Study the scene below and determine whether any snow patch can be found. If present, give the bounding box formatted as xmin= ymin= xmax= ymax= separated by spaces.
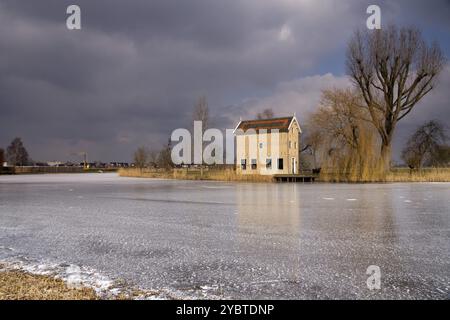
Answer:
xmin=0 ymin=256 xmax=227 ymax=300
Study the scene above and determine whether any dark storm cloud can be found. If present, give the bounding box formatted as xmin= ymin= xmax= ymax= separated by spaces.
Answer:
xmin=0 ymin=0 xmax=449 ymax=162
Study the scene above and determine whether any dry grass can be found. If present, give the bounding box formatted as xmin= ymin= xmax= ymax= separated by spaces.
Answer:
xmin=120 ymin=167 xmax=450 ymax=183
xmin=385 ymin=168 xmax=450 ymax=182
xmin=0 ymin=264 xmax=168 ymax=300
xmin=0 ymin=268 xmax=98 ymax=300
xmin=119 ymin=168 xmax=274 ymax=183
xmin=319 ymin=167 xmax=450 ymax=183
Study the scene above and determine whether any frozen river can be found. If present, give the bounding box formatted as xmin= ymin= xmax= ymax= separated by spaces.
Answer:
xmin=0 ymin=173 xmax=449 ymax=299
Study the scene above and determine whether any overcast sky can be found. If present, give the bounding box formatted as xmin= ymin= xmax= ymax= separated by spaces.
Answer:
xmin=1 ymin=0 xmax=449 ymax=162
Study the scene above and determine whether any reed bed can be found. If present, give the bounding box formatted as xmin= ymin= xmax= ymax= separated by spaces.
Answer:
xmin=385 ymin=168 xmax=450 ymax=182
xmin=119 ymin=168 xmax=274 ymax=183
xmin=318 ymin=167 xmax=450 ymax=183
xmin=120 ymin=167 xmax=450 ymax=183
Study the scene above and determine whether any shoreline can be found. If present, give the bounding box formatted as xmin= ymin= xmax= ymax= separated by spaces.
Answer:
xmin=3 ymin=167 xmax=449 ymax=183
xmin=119 ymin=168 xmax=275 ymax=183
xmin=0 ymin=167 xmax=118 ymax=175
xmin=0 ymin=263 xmax=99 ymax=300
xmin=0 ymin=258 xmax=224 ymax=300
xmin=0 ymin=258 xmax=142 ymax=300
xmin=118 ymin=168 xmax=450 ymax=183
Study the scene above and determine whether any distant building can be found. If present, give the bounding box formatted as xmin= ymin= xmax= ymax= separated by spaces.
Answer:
xmin=108 ymin=162 xmax=130 ymax=168
xmin=47 ymin=161 xmax=63 ymax=167
xmin=234 ymin=115 xmax=301 ymax=175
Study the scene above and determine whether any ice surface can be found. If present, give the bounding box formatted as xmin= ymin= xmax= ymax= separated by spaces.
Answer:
xmin=0 ymin=173 xmax=449 ymax=299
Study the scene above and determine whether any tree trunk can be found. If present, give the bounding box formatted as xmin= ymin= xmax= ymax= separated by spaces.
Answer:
xmin=380 ymin=142 xmax=392 ymax=173
xmin=379 ymin=120 xmax=395 ymax=173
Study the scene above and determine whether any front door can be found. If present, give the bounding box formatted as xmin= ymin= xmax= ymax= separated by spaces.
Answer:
xmin=291 ymin=157 xmax=297 ymax=174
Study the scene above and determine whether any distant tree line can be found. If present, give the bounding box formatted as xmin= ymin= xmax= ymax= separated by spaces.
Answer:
xmin=133 ymin=140 xmax=173 ymax=170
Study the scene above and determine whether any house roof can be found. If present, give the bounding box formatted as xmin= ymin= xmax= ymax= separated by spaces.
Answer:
xmin=234 ymin=116 xmax=301 ymax=133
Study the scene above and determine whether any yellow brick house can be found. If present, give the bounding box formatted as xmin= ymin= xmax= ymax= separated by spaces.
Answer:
xmin=233 ymin=115 xmax=302 ymax=175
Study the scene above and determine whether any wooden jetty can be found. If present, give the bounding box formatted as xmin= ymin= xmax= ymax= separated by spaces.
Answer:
xmin=274 ymin=174 xmax=316 ymax=183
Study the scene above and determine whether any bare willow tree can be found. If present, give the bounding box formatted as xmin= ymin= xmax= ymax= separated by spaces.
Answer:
xmin=401 ymin=120 xmax=447 ymax=170
xmin=192 ymin=96 xmax=210 ymax=165
xmin=147 ymin=149 xmax=159 ymax=168
xmin=347 ymin=25 xmax=445 ymax=168
xmin=193 ymin=95 xmax=209 ymax=130
xmin=308 ymin=89 xmax=379 ymax=181
xmin=157 ymin=139 xmax=173 ymax=169
xmin=133 ymin=146 xmax=148 ymax=169
xmin=256 ymin=108 xmax=275 ymax=120
xmin=430 ymin=145 xmax=450 ymax=167
xmin=301 ymin=126 xmax=323 ymax=170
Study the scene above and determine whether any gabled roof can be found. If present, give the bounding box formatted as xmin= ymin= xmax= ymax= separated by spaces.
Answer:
xmin=233 ymin=116 xmax=301 ymax=134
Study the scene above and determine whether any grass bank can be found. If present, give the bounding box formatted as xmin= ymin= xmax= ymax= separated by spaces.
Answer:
xmin=119 ymin=168 xmax=274 ymax=183
xmin=119 ymin=167 xmax=450 ymax=183
xmin=318 ymin=167 xmax=450 ymax=183
xmin=0 ymin=167 xmax=119 ymax=175
xmin=386 ymin=167 xmax=450 ymax=182
xmin=0 ymin=262 xmax=218 ymax=300
xmin=0 ymin=266 xmax=98 ymax=300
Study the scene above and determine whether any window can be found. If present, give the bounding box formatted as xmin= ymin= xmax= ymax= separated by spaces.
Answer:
xmin=251 ymin=159 xmax=257 ymax=170
xmin=289 ymin=141 xmax=292 ymax=149
xmin=278 ymin=158 xmax=284 ymax=170
xmin=294 ymin=142 xmax=297 ymax=149
xmin=266 ymin=159 xmax=272 ymax=170
xmin=241 ymin=159 xmax=246 ymax=170
xmin=259 ymin=143 xmax=264 ymax=149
